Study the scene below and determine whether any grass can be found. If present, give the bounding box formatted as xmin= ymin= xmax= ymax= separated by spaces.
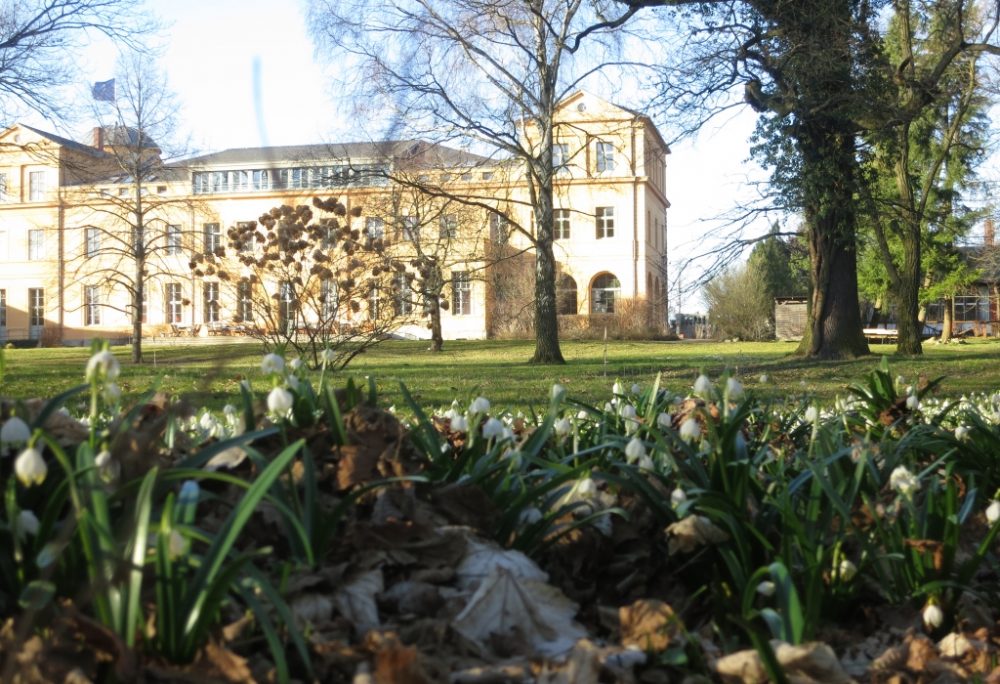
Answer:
xmin=3 ymin=337 xmax=1000 ymax=413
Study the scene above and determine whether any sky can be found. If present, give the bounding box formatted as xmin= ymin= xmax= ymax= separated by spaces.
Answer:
xmin=22 ymin=0 xmax=917 ymax=313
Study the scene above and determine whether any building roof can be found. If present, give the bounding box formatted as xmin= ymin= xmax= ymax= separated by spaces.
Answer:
xmin=180 ymin=139 xmax=490 ymax=169
xmin=21 ymin=124 xmax=108 ymax=158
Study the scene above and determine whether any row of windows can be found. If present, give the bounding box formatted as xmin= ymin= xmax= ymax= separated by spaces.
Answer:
xmin=192 ymin=164 xmax=390 ymax=195
xmin=0 ymin=170 xmax=47 ymax=203
xmin=551 ymin=140 xmax=618 ymax=175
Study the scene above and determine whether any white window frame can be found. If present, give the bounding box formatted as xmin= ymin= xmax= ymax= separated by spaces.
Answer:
xmin=166 ymin=224 xmax=182 ymax=255
xmin=554 ymin=209 xmax=571 ymax=240
xmin=85 ymin=285 xmax=101 ymax=326
xmin=85 ymin=227 xmax=101 ymax=257
xmin=553 ymin=143 xmax=569 ymax=174
xmin=28 ymin=229 xmax=44 ymax=260
xmin=595 ymin=141 xmax=616 ymax=173
xmin=203 ymin=281 xmax=220 ymax=323
xmin=29 ymin=288 xmax=44 ymax=327
xmin=203 ymin=223 xmax=221 ymax=255
xmin=596 ymin=207 xmax=614 ymax=239
xmin=439 ymin=214 xmax=458 ymax=240
xmin=28 ymin=171 xmax=45 ymax=201
xmin=237 ymin=278 xmax=254 ymax=322
xmin=452 ymin=271 xmax=472 ymax=316
xmin=365 ymin=217 xmax=385 ymax=239
xmin=166 ymin=283 xmax=183 ymax=323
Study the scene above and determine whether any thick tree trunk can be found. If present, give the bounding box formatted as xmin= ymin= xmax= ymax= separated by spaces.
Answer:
xmin=530 ymin=145 xmax=565 ymax=364
xmin=429 ymin=297 xmax=443 ymax=352
xmin=796 ymin=123 xmax=869 ymax=359
xmin=940 ymin=296 xmax=953 ymax=341
xmin=894 ymin=236 xmax=923 ymax=354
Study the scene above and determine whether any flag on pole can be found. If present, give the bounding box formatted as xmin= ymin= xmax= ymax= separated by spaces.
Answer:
xmin=92 ymin=79 xmax=115 ymax=102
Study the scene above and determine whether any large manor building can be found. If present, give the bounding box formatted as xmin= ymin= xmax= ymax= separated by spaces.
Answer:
xmin=0 ymin=91 xmax=669 ymax=344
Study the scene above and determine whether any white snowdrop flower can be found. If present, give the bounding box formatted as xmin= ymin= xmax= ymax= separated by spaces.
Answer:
xmin=469 ymin=396 xmax=490 ymax=414
xmin=670 ymin=487 xmax=687 ymax=508
xmin=85 ymin=350 xmax=120 ymax=382
xmin=506 ymin=449 xmax=523 ymax=469
xmin=502 ymin=426 xmax=515 ymax=441
xmin=630 ymin=383 xmax=642 ymax=396
xmin=638 ymin=454 xmax=654 ymax=470
xmin=577 ymin=410 xmax=589 ymax=421
xmin=612 ymin=381 xmax=624 ymax=395
xmin=621 ymin=404 xmax=637 ymax=420
xmin=205 ymin=446 xmax=247 ymax=471
xmin=285 ymin=374 xmax=300 ymax=391
xmin=906 ymin=394 xmax=920 ymax=410
xmin=554 ymin=417 xmax=572 ymax=437
xmin=837 ymin=559 xmax=857 ymax=582
xmin=321 ymin=348 xmax=337 ymax=363
xmin=223 ymin=404 xmax=237 ymax=418
xmin=624 ymin=436 xmax=646 ymax=463
xmin=289 ymin=358 xmax=304 ymax=372
xmin=17 ymin=509 xmax=40 ymax=539
xmin=922 ymin=603 xmax=944 ymax=630
xmin=267 ymin=386 xmax=294 ymax=414
xmin=890 ymin=465 xmax=920 ymax=498
xmin=481 ymin=417 xmax=504 ymax=439
xmin=954 ymin=425 xmax=970 ymax=441
xmin=261 ymin=353 xmax=285 ymax=375
xmin=167 ymin=529 xmax=187 ymax=560
xmin=693 ymin=374 xmax=712 ymax=397
xmin=95 ymin=449 xmax=120 ymax=483
xmin=726 ymin=377 xmax=744 ymax=400
xmin=15 ymin=446 xmax=47 ymax=487
xmin=656 ymin=412 xmax=671 ymax=429
xmin=679 ymin=417 xmax=701 ymax=443
xmin=551 ymin=383 xmax=566 ymax=401
xmin=1 ymin=417 xmax=31 ymax=453
xmin=103 ymin=383 xmax=121 ymax=403
xmin=604 ymin=402 xmax=614 ymax=413
xmin=895 ymin=375 xmax=906 ymax=388
xmin=450 ymin=414 xmax=469 ymax=433
xmin=199 ymin=412 xmax=220 ymax=436
xmin=518 ymin=507 xmax=543 ymax=526
xmin=759 ymin=374 xmax=769 ymax=384
xmin=804 ymin=406 xmax=819 ymax=424
xmin=756 ymin=580 xmax=776 ymax=597
xmin=577 ymin=478 xmax=597 ymax=497
xmin=986 ymin=500 xmax=1000 ymax=525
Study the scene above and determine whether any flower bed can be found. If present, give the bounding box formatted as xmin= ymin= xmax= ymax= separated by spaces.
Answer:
xmin=1 ymin=348 xmax=999 ymax=682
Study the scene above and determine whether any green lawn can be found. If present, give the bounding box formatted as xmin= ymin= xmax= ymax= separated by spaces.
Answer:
xmin=3 ymin=337 xmax=1000 ymax=413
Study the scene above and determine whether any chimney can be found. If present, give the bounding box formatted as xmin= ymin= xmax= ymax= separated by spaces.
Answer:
xmin=92 ymin=126 xmax=104 ymax=151
xmin=986 ymin=218 xmax=995 ymax=248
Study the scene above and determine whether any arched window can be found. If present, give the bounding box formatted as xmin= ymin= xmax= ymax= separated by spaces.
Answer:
xmin=557 ymin=274 xmax=578 ymax=315
xmin=591 ymin=273 xmax=620 ymax=314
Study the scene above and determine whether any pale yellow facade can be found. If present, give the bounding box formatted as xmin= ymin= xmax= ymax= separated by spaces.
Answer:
xmin=0 ymin=92 xmax=668 ymax=345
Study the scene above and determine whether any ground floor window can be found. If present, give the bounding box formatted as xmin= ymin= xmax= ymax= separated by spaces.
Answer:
xmin=557 ymin=274 xmax=578 ymax=315
xmin=85 ymin=285 xmax=101 ymax=325
xmin=166 ymin=283 xmax=183 ymax=323
xmin=452 ymin=271 xmax=471 ymax=315
xmin=29 ymin=288 xmax=44 ymax=327
xmin=393 ymin=273 xmax=413 ymax=315
xmin=591 ymin=273 xmax=620 ymax=314
xmin=237 ymin=279 xmax=253 ymax=322
xmin=203 ymin=282 xmax=220 ymax=323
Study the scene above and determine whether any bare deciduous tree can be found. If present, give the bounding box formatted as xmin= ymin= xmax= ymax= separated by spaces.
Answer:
xmin=309 ymin=0 xmax=645 ymax=364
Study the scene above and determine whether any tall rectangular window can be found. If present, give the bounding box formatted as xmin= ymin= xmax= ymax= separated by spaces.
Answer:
xmin=553 ymin=143 xmax=569 ymax=173
xmin=397 ymin=215 xmax=419 ymax=242
xmin=203 ymin=281 xmax=220 ymax=323
xmin=231 ymin=170 xmax=249 ymax=191
xmin=452 ymin=271 xmax=471 ymax=316
xmin=439 ymin=214 xmax=458 ymax=239
xmin=320 ymin=279 xmax=338 ymax=319
xmin=28 ymin=288 xmax=44 ymax=327
xmin=203 ymin=222 xmax=221 ymax=255
xmin=596 ymin=207 xmax=614 ymax=239
xmin=595 ymin=141 xmax=616 ymax=173
xmin=237 ymin=221 xmax=256 ymax=253
xmin=0 ymin=289 xmax=6 ymax=327
xmin=85 ymin=227 xmax=101 ymax=257
xmin=0 ymin=172 xmax=8 ymax=202
xmin=28 ymin=171 xmax=45 ymax=201
xmin=166 ymin=224 xmax=182 ymax=255
xmin=365 ymin=217 xmax=384 ymax=239
xmin=237 ymin=278 xmax=253 ymax=322
xmin=489 ymin=212 xmax=510 ymax=244
xmin=393 ymin=273 xmax=413 ymax=315
xmin=85 ymin=285 xmax=101 ymax=326
xmin=166 ymin=283 xmax=183 ymax=323
xmin=279 ymin=281 xmax=296 ymax=332
xmin=252 ymin=169 xmax=270 ymax=190
xmin=554 ymin=209 xmax=571 ymax=240
xmin=28 ymin=229 xmax=44 ymax=260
